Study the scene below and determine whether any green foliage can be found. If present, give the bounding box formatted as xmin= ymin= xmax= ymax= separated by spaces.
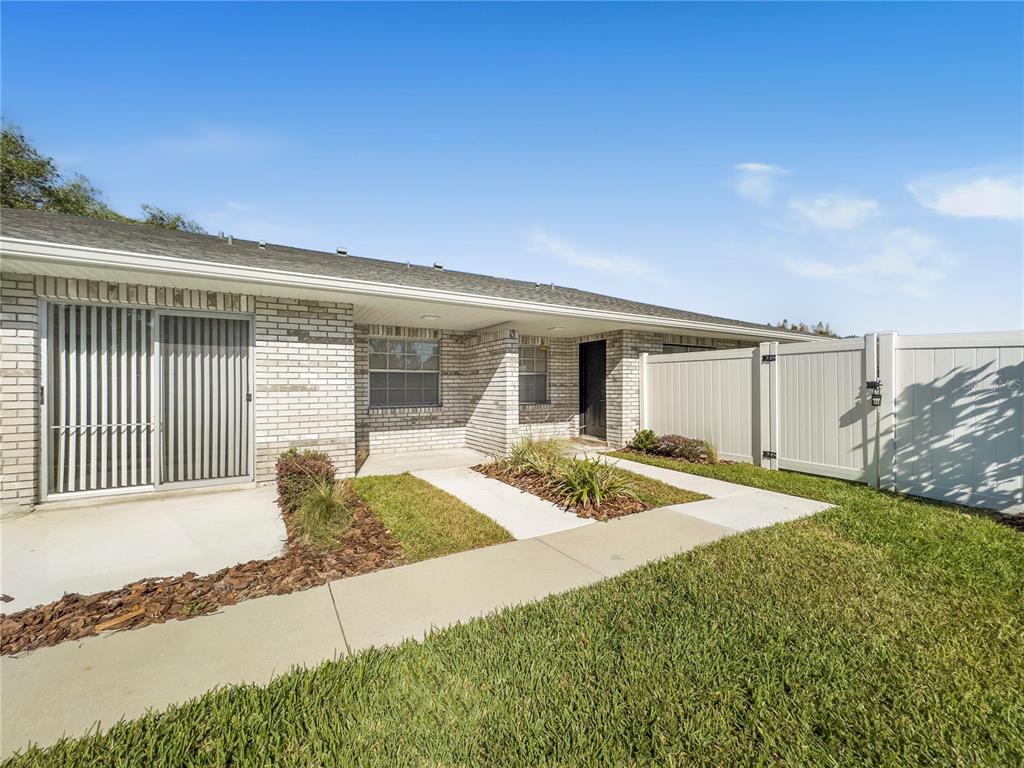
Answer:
xmin=12 ymin=465 xmax=1023 ymax=766
xmin=501 ymin=437 xmax=568 ymax=476
xmin=1 ymin=123 xmax=205 ymax=232
xmin=628 ymin=428 xmax=657 ymax=453
xmin=293 ymin=479 xmax=355 ymax=547
xmin=551 ymin=456 xmax=640 ymax=509
xmin=647 ymin=434 xmax=718 ymax=463
xmin=353 ymin=473 xmax=512 ymax=561
xmin=275 ymin=448 xmax=336 ymax=514
xmin=772 ymin=318 xmax=841 ymax=337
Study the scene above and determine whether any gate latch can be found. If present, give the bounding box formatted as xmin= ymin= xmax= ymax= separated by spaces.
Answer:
xmin=761 ymin=354 xmax=777 ymax=363
xmin=246 ymin=393 xmax=253 ymax=403
xmin=762 ymin=450 xmax=777 ymax=460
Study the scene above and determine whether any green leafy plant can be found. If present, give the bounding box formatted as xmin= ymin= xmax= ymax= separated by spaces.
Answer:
xmin=628 ymin=429 xmax=657 ymax=453
xmin=275 ymin=448 xmax=337 ymax=514
xmin=551 ymin=457 xmax=639 ymax=510
xmin=500 ymin=438 xmax=568 ymax=476
xmin=294 ymin=478 xmax=355 ymax=547
xmin=649 ymin=435 xmax=718 ymax=464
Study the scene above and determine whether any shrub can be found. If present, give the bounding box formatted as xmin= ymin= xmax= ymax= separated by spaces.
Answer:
xmin=293 ymin=478 xmax=355 ymax=547
xmin=500 ymin=438 xmax=568 ymax=476
xmin=649 ymin=435 xmax=718 ymax=464
xmin=628 ymin=429 xmax=657 ymax=453
xmin=552 ymin=457 xmax=639 ymax=509
xmin=276 ymin=448 xmax=336 ymax=514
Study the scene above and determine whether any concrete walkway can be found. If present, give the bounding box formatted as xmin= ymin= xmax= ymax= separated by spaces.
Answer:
xmin=0 ymin=485 xmax=285 ymax=612
xmin=1 ymin=464 xmax=829 ymax=757
xmin=412 ymin=467 xmax=592 ymax=539
xmin=357 ymin=447 xmax=490 ymax=477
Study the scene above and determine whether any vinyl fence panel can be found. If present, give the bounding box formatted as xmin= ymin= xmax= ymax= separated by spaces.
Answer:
xmin=642 ymin=348 xmax=758 ymax=462
xmin=888 ymin=332 xmax=1023 ymax=510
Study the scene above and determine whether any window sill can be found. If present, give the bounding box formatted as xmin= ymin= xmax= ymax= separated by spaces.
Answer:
xmin=368 ymin=404 xmax=444 ymax=415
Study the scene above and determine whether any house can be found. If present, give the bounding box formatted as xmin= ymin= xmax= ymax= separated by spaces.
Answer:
xmin=0 ymin=208 xmax=809 ymax=516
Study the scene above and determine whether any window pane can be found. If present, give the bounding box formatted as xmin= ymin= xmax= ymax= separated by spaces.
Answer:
xmin=369 ymin=372 xmax=387 ymax=389
xmin=370 ymin=389 xmax=387 ymax=406
xmin=369 ymin=338 xmax=387 ymax=354
xmin=388 ymin=388 xmax=406 ymax=405
xmin=386 ymin=372 xmax=405 ymax=389
xmin=369 ymin=353 xmax=387 ymax=370
xmin=535 ymin=374 xmax=547 ymax=401
xmin=535 ymin=350 xmax=547 ymax=373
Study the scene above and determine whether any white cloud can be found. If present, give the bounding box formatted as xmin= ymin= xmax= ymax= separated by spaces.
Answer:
xmin=783 ymin=229 xmax=952 ymax=296
xmin=788 ymin=193 xmax=879 ymax=230
xmin=908 ymin=172 xmax=1023 ymax=220
xmin=733 ymin=162 xmax=790 ymax=204
xmin=157 ymin=124 xmax=278 ymax=158
xmin=527 ymin=229 xmax=655 ymax=276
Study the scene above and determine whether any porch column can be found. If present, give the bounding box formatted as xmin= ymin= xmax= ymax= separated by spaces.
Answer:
xmin=465 ymin=329 xmax=519 ymax=455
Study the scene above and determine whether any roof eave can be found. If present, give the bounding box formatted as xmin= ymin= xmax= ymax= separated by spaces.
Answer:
xmin=0 ymin=236 xmax=814 ymax=342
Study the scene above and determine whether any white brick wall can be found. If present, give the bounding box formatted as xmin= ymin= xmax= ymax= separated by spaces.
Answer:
xmin=465 ymin=330 xmax=519 ymax=454
xmin=518 ymin=335 xmax=578 ymax=441
xmin=1 ymin=275 xmax=40 ymax=516
xmin=0 ymin=273 xmax=355 ymax=516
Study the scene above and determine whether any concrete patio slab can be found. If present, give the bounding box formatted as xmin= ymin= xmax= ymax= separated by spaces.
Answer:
xmin=357 ymin=447 xmax=490 ymax=477
xmin=669 ymin=490 xmax=829 ymax=531
xmin=329 ymin=537 xmax=603 ymax=652
xmin=0 ymin=485 xmax=286 ymax=612
xmin=412 ymin=466 xmax=592 ymax=539
xmin=0 ymin=584 xmax=345 ymax=756
xmin=538 ymin=508 xmax=735 ymax=577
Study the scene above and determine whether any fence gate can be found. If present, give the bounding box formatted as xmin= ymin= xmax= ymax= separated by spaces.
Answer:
xmin=640 ymin=331 xmax=1024 ymax=511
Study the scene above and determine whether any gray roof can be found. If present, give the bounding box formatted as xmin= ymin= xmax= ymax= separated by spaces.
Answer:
xmin=1 ymin=207 xmax=783 ymax=333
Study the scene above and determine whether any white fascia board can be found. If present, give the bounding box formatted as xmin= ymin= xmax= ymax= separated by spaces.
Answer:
xmin=0 ymin=237 xmax=812 ymax=342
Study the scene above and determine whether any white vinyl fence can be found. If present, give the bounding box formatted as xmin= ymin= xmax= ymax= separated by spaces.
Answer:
xmin=640 ymin=331 xmax=1024 ymax=511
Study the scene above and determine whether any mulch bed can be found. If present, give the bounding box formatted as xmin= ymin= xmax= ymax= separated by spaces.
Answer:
xmin=0 ymin=494 xmax=404 ymax=657
xmin=474 ymin=463 xmax=650 ymax=521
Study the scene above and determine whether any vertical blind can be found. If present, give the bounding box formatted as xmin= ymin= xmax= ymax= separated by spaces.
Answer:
xmin=160 ymin=315 xmax=251 ymax=483
xmin=47 ymin=304 xmax=154 ymax=493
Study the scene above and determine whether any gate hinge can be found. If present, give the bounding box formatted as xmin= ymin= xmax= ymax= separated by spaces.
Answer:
xmin=39 ymin=385 xmax=44 ymax=405
xmin=761 ymin=354 xmax=777 ymax=363
xmin=762 ymin=450 xmax=777 ymax=460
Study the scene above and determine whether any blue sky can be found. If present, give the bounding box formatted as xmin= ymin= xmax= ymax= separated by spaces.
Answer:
xmin=3 ymin=1 xmax=1022 ymax=334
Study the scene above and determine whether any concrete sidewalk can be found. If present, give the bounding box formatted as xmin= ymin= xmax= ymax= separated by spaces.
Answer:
xmin=1 ymin=466 xmax=829 ymax=757
xmin=412 ymin=467 xmax=592 ymax=539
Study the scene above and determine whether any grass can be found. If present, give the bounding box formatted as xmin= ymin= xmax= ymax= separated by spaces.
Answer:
xmin=7 ymin=464 xmax=1023 ymax=766
xmin=614 ymin=464 xmax=706 ymax=507
xmin=352 ymin=473 xmax=513 ymax=562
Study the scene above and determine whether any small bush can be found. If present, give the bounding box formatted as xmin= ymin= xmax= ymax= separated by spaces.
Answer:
xmin=649 ymin=434 xmax=718 ymax=464
xmin=276 ymin=448 xmax=336 ymax=514
xmin=500 ymin=438 xmax=568 ymax=476
xmin=293 ymin=478 xmax=355 ymax=547
xmin=552 ymin=457 xmax=639 ymax=509
xmin=628 ymin=429 xmax=657 ymax=453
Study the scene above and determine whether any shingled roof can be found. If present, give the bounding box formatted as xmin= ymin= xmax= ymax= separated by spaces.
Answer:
xmin=1 ymin=208 xmax=784 ymax=333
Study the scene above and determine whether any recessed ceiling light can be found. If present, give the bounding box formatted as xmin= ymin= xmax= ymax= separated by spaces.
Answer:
xmin=420 ymin=314 xmax=441 ymax=320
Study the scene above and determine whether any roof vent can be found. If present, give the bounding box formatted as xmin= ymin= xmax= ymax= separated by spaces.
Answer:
xmin=227 ymin=235 xmax=233 ymax=245
xmin=336 ymin=247 xmax=348 ymax=256
xmin=258 ymin=240 xmax=267 ymax=249
xmin=217 ymin=231 xmax=224 ymax=239
xmin=433 ymin=262 xmax=444 ymax=270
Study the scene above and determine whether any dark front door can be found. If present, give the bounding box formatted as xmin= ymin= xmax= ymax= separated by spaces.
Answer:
xmin=579 ymin=340 xmax=607 ymax=439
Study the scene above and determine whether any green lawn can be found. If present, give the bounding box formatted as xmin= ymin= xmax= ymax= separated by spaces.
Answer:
xmin=353 ymin=473 xmax=513 ymax=561
xmin=613 ymin=465 xmax=706 ymax=507
xmin=8 ymin=464 xmax=1023 ymax=767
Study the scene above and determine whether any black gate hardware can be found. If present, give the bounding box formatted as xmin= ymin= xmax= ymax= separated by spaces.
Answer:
xmin=762 ymin=450 xmax=777 ymax=460
xmin=761 ymin=354 xmax=777 ymax=363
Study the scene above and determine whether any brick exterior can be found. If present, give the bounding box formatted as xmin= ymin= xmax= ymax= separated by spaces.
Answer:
xmin=0 ymin=274 xmax=355 ymax=517
xmin=0 ymin=275 xmax=40 ymax=516
xmin=1 ymin=267 xmax=753 ymax=515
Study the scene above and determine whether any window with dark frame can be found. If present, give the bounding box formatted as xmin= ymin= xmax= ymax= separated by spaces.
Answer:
xmin=519 ymin=345 xmax=548 ymax=404
xmin=368 ymin=338 xmax=440 ymax=407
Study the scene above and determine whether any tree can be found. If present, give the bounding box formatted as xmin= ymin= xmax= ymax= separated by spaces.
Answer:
xmin=771 ymin=319 xmax=841 ymax=338
xmin=1 ymin=124 xmax=205 ymax=233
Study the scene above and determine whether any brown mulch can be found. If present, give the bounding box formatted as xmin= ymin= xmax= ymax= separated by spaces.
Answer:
xmin=0 ymin=493 xmax=404 ymax=656
xmin=474 ymin=463 xmax=650 ymax=521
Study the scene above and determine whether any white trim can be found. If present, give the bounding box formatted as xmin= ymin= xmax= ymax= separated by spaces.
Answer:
xmin=1 ymin=237 xmax=811 ymax=342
